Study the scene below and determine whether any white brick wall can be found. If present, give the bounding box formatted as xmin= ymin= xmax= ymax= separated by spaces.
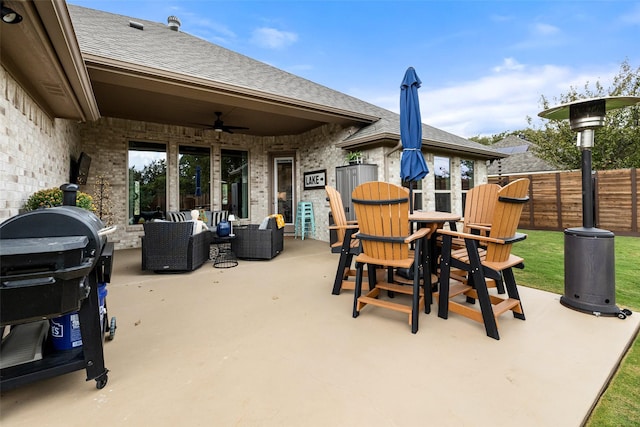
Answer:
xmin=1 ymin=66 xmax=81 ymax=220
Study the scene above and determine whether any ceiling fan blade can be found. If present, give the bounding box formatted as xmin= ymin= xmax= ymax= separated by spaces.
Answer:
xmin=224 ymin=125 xmax=249 ymax=130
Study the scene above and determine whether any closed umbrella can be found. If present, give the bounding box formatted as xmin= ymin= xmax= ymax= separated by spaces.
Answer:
xmin=400 ymin=66 xmax=429 ymax=213
xmin=195 ymin=165 xmax=202 ymax=197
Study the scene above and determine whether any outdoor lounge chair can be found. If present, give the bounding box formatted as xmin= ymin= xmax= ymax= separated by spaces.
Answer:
xmin=141 ymin=221 xmax=211 ymax=272
xmin=351 ymin=182 xmax=433 ymax=334
xmin=231 ymin=216 xmax=284 ymax=260
xmin=436 ymin=178 xmax=530 ymax=340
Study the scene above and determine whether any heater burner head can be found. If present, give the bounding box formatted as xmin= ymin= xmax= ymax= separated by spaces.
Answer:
xmin=539 ymin=96 xmax=640 ymax=130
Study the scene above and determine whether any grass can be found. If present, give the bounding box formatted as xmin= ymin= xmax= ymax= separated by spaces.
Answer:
xmin=512 ymin=230 xmax=640 ymax=426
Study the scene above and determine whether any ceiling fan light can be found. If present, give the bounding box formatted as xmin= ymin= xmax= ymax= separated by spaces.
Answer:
xmin=1 ymin=4 xmax=23 ymax=24
xmin=214 ymin=128 xmax=223 ymax=132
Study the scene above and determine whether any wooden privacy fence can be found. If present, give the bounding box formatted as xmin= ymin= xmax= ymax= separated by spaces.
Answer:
xmin=488 ymin=168 xmax=639 ymax=236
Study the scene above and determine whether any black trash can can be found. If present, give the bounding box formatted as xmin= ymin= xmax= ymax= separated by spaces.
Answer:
xmin=562 ymin=227 xmax=617 ymax=315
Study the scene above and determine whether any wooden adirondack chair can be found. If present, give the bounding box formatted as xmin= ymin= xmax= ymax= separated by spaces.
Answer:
xmin=463 ymin=183 xmax=501 ymax=234
xmin=351 ymin=182 xmax=433 ymax=334
xmin=437 ymin=178 xmax=530 ymax=340
xmin=326 ymin=186 xmax=367 ymax=295
xmin=448 ymin=183 xmax=504 ymax=292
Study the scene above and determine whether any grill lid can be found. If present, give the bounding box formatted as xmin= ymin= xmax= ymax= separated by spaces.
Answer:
xmin=0 ymin=206 xmax=105 ymax=259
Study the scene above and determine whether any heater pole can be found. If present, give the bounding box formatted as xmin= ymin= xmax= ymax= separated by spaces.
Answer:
xmin=581 ymin=149 xmax=594 ymax=228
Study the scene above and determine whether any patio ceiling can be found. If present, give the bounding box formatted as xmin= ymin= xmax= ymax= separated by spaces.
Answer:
xmin=85 ymin=60 xmax=375 ymax=136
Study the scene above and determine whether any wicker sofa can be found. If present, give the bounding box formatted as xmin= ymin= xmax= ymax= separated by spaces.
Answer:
xmin=141 ymin=221 xmax=210 ymax=272
xmin=231 ymin=217 xmax=284 ymax=260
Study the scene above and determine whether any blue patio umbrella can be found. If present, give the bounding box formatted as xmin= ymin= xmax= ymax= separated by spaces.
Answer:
xmin=400 ymin=67 xmax=429 ymax=213
xmin=195 ymin=165 xmax=202 ymax=197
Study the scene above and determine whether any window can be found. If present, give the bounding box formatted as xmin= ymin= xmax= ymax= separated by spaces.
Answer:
xmin=434 ymin=156 xmax=451 ymax=212
xmin=128 ymin=141 xmax=166 ymax=224
xmin=402 ymin=180 xmax=423 ymax=211
xmin=461 ymin=159 xmax=475 ymax=214
xmin=221 ymin=149 xmax=248 ymax=218
xmin=179 ymin=145 xmax=210 ymax=211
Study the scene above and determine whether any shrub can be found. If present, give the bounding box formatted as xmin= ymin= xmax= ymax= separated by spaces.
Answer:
xmin=24 ymin=187 xmax=96 ymax=212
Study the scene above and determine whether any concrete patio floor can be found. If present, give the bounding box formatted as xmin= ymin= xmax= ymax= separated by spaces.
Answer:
xmin=1 ymin=237 xmax=638 ymax=426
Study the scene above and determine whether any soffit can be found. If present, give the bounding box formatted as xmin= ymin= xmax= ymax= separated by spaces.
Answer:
xmin=0 ymin=1 xmax=98 ymax=121
xmin=84 ymin=60 xmax=366 ymax=136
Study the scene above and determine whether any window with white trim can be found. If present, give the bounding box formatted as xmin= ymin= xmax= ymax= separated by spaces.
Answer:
xmin=434 ymin=156 xmax=451 ymax=212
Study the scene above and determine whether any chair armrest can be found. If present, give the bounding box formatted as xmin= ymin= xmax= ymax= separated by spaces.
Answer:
xmin=439 ymin=229 xmax=527 ymax=245
xmin=329 ymin=224 xmax=359 ymax=231
xmin=438 ymin=229 xmax=505 ymax=245
xmin=405 ymin=226 xmax=433 ymax=244
xmin=467 ymin=223 xmax=492 ymax=235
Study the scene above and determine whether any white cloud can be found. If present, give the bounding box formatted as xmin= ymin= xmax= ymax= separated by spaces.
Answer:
xmin=366 ymin=61 xmax=619 ymax=138
xmin=493 ymin=58 xmax=525 ymax=73
xmin=532 ymin=22 xmax=560 ymax=36
xmin=250 ymin=27 xmax=298 ymax=49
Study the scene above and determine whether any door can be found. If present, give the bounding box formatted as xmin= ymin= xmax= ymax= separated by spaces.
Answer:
xmin=273 ymin=156 xmax=295 ymax=233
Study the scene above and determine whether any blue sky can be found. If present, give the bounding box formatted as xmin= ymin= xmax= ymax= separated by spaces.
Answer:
xmin=68 ymin=0 xmax=640 ymax=138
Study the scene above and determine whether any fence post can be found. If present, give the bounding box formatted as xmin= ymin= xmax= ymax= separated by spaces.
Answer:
xmin=632 ymin=168 xmax=638 ymax=233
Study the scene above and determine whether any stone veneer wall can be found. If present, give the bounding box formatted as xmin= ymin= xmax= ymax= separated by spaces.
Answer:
xmin=0 ymin=66 xmax=81 ymax=221
xmin=76 ymin=117 xmax=361 ymax=249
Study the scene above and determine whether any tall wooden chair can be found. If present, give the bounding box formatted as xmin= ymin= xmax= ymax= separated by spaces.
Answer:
xmin=351 ymin=182 xmax=433 ymax=334
xmin=449 ymin=183 xmax=504 ymax=292
xmin=462 ymin=183 xmax=501 ymax=235
xmin=437 ymin=178 xmax=530 ymax=340
xmin=326 ymin=186 xmax=364 ymax=295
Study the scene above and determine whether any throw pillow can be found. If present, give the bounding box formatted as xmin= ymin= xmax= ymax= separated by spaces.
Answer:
xmin=258 ymin=216 xmax=271 ymax=230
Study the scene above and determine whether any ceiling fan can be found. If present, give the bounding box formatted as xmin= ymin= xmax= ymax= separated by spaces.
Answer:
xmin=209 ymin=111 xmax=249 ymax=134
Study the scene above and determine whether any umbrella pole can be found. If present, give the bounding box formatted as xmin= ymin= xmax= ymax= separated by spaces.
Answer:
xmin=409 ymin=181 xmax=414 ymax=214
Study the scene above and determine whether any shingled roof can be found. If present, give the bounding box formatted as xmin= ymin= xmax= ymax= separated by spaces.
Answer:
xmin=68 ymin=5 xmax=502 ymax=159
xmin=487 ymin=135 xmax=557 ymax=175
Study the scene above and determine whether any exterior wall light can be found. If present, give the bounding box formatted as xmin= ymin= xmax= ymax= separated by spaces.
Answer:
xmin=2 ymin=3 xmax=23 ymax=24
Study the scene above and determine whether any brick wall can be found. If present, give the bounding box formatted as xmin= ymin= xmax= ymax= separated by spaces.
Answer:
xmin=76 ymin=117 xmax=359 ymax=249
xmin=0 ymin=66 xmax=81 ymax=220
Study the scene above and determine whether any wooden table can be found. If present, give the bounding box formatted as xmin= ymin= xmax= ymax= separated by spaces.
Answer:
xmin=408 ymin=211 xmax=461 ymax=275
xmin=409 ymin=210 xmax=461 ymax=227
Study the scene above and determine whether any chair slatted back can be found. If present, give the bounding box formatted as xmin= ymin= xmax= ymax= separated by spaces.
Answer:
xmin=352 ymin=182 xmax=410 ymax=261
xmin=463 ymin=183 xmax=501 ymax=233
xmin=485 ymin=178 xmax=530 ymax=263
xmin=326 ymin=186 xmax=350 ymax=247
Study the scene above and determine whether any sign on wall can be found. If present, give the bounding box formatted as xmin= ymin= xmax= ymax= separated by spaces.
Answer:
xmin=303 ymin=169 xmax=327 ymax=190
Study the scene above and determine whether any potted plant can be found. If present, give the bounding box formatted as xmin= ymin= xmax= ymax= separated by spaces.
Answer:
xmin=346 ymin=150 xmax=364 ymax=165
xmin=24 ymin=187 xmax=96 ymax=212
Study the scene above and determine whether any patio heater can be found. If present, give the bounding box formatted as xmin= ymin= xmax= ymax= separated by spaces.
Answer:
xmin=539 ymin=96 xmax=639 ymax=319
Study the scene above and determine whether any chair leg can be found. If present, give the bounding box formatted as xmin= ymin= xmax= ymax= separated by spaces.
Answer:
xmin=465 ymin=240 xmax=500 ymax=340
xmin=411 ymin=240 xmax=423 ymax=333
xmin=503 ymin=268 xmax=525 ymax=320
xmin=495 ymin=275 xmax=506 ymax=294
xmin=438 ymin=236 xmax=453 ymax=319
xmin=420 ymin=237 xmax=432 ymax=314
xmin=353 ymin=261 xmax=364 ymax=318
xmin=332 ymin=247 xmax=353 ymax=295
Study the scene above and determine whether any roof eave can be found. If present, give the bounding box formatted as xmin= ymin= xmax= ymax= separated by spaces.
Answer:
xmin=338 ymin=132 xmax=506 ymax=160
xmin=34 ymin=0 xmax=100 ymax=121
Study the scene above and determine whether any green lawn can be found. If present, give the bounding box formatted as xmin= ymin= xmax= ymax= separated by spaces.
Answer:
xmin=512 ymin=230 xmax=640 ymax=426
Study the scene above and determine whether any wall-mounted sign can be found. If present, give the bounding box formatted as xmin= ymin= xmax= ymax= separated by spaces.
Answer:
xmin=303 ymin=169 xmax=327 ymax=190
